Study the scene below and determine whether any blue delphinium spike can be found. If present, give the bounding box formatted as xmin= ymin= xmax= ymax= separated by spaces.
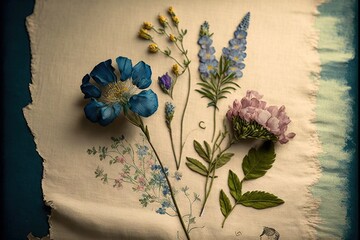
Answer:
xmin=197 ymin=22 xmax=218 ymax=78
xmin=239 ymin=12 xmax=250 ymax=31
xmin=222 ymin=12 xmax=250 ymax=78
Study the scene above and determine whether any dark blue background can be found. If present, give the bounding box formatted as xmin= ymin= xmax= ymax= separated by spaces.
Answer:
xmin=0 ymin=0 xmax=357 ymax=239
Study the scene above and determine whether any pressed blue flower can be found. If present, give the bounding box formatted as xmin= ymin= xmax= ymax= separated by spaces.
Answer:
xmin=161 ymin=200 xmax=172 ymax=208
xmin=228 ymin=65 xmax=243 ymax=78
xmin=198 ymin=36 xmax=213 ymax=49
xmin=162 ymin=185 xmax=170 ymax=196
xmin=173 ymin=171 xmax=182 ymax=181
xmin=227 ymin=49 xmax=246 ymax=64
xmin=198 ymin=46 xmax=216 ymax=63
xmin=158 ymin=72 xmax=172 ymax=92
xmin=156 ymin=207 xmax=166 ymax=215
xmin=199 ymin=59 xmax=218 ymax=78
xmin=137 ymin=145 xmax=149 ymax=157
xmin=81 ymin=56 xmax=158 ymax=126
xmin=234 ymin=29 xmax=248 ymax=39
xmin=81 ymin=74 xmax=101 ymax=99
xmin=229 ymin=38 xmax=246 ymax=51
xmin=151 ymin=164 xmax=161 ymax=171
xmin=165 ymin=102 xmax=175 ymax=123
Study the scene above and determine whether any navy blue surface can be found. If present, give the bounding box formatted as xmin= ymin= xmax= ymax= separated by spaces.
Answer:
xmin=1 ymin=0 xmax=50 ymax=239
xmin=0 ymin=0 xmax=357 ymax=239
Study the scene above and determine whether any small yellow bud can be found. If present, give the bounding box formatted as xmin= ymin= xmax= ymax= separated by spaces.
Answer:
xmin=148 ymin=43 xmax=159 ymax=53
xmin=172 ymin=16 xmax=179 ymax=25
xmin=168 ymin=7 xmax=175 ymax=16
xmin=172 ymin=64 xmax=180 ymax=76
xmin=138 ymin=28 xmax=152 ymax=40
xmin=169 ymin=34 xmax=176 ymax=42
xmin=143 ymin=22 xmax=153 ymax=30
xmin=158 ymin=15 xmax=168 ymax=27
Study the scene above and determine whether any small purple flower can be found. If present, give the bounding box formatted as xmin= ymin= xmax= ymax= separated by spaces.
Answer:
xmin=158 ymin=72 xmax=172 ymax=92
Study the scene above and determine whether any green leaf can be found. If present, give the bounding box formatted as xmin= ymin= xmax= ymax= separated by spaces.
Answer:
xmin=204 ymin=141 xmax=211 ymax=158
xmin=213 ymin=152 xmax=234 ymax=169
xmin=193 ymin=140 xmax=210 ymax=162
xmin=228 ymin=170 xmax=242 ymax=201
xmin=238 ymin=191 xmax=284 ymax=209
xmin=186 ymin=157 xmax=208 ymax=176
xmin=219 ymin=190 xmax=232 ymax=217
xmin=242 ymin=141 xmax=276 ymax=180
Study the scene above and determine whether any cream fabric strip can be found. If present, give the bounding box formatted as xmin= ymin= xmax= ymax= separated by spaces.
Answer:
xmin=24 ymin=0 xmax=322 ymax=239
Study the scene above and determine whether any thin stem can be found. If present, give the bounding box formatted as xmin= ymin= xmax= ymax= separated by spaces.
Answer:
xmin=168 ymin=124 xmax=179 ymax=169
xmin=221 ymin=204 xmax=237 ymax=228
xmin=199 ymin=132 xmax=233 ymax=216
xmin=199 ymin=171 xmax=210 ymax=216
xmin=178 ymin=67 xmax=191 ymax=169
xmin=211 ymin=107 xmax=217 ymax=142
xmin=140 ymin=126 xmax=190 ymax=240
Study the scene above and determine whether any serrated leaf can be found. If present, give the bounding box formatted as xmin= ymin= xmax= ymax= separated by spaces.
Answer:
xmin=242 ymin=141 xmax=276 ymax=180
xmin=238 ymin=191 xmax=284 ymax=209
xmin=219 ymin=190 xmax=232 ymax=217
xmin=193 ymin=140 xmax=210 ymax=162
xmin=186 ymin=157 xmax=208 ymax=176
xmin=228 ymin=170 xmax=242 ymax=201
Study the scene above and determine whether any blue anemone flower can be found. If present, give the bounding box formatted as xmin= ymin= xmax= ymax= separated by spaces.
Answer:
xmin=81 ymin=56 xmax=158 ymax=126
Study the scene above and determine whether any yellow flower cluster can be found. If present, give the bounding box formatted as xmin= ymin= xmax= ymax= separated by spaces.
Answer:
xmin=138 ymin=28 xmax=152 ymax=40
xmin=148 ymin=43 xmax=158 ymax=53
xmin=172 ymin=64 xmax=180 ymax=76
xmin=168 ymin=6 xmax=179 ymax=26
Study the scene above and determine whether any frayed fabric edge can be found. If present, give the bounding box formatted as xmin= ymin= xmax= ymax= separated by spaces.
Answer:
xmin=23 ymin=0 xmax=55 ymax=239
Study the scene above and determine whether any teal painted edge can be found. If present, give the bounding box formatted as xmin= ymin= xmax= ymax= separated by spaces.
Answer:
xmin=1 ymin=0 xmax=50 ymax=239
xmin=344 ymin=0 xmax=358 ymax=238
xmin=315 ymin=0 xmax=358 ymax=239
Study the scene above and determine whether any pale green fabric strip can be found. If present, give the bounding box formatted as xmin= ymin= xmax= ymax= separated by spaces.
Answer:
xmin=313 ymin=0 xmax=355 ymax=238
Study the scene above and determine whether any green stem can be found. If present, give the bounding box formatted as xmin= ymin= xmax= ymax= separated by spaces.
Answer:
xmin=221 ymin=204 xmax=237 ymax=228
xmin=222 ymin=179 xmax=244 ymax=228
xmin=168 ymin=124 xmax=179 ymax=169
xmin=211 ymin=107 xmax=217 ymax=142
xmin=178 ymin=67 xmax=191 ymax=170
xmin=199 ymin=170 xmax=211 ymax=216
xmin=140 ymin=125 xmax=191 ymax=240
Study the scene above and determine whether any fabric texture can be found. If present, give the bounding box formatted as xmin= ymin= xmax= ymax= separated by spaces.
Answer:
xmin=24 ymin=0 xmax=328 ymax=239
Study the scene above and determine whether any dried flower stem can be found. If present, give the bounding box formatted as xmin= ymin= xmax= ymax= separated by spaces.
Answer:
xmin=126 ymin=112 xmax=190 ymax=240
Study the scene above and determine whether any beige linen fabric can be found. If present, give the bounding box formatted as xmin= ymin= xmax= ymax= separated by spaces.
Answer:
xmin=24 ymin=0 xmax=322 ymax=239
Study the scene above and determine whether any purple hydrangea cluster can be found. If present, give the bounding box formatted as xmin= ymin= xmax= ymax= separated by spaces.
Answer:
xmin=222 ymin=12 xmax=250 ymax=78
xmin=226 ymin=90 xmax=295 ymax=144
xmin=198 ymin=22 xmax=218 ymax=78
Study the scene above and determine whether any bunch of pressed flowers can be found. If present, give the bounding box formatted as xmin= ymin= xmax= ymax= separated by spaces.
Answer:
xmin=196 ymin=13 xmax=250 ymax=141
xmin=80 ymin=56 xmax=191 ymax=240
xmin=186 ymin=90 xmax=295 ymax=220
xmin=138 ymin=6 xmax=192 ymax=170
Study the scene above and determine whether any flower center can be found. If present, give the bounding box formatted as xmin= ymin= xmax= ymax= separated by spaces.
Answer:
xmin=101 ymin=80 xmax=136 ymax=105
